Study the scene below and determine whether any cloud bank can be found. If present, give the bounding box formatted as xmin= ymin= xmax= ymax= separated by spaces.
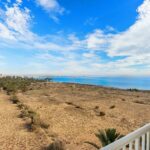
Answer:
xmin=0 ymin=0 xmax=150 ymax=76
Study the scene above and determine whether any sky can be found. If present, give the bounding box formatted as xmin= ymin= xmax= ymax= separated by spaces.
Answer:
xmin=0 ymin=0 xmax=150 ymax=76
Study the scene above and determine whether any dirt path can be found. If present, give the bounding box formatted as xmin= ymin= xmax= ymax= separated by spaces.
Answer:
xmin=0 ymin=92 xmax=49 ymax=150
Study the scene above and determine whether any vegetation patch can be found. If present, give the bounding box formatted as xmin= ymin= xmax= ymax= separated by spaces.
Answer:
xmin=10 ymin=95 xmax=19 ymax=104
xmin=66 ymin=102 xmax=83 ymax=109
xmin=99 ymin=111 xmax=106 ymax=116
xmin=134 ymin=100 xmax=146 ymax=105
xmin=127 ymin=88 xmax=139 ymax=92
xmin=65 ymin=102 xmax=73 ymax=105
xmin=20 ymin=107 xmax=49 ymax=131
xmin=75 ymin=105 xmax=83 ymax=109
xmin=9 ymin=93 xmax=49 ymax=131
xmin=94 ymin=106 xmax=99 ymax=109
xmin=109 ymin=105 xmax=115 ymax=109
xmin=121 ymin=98 xmax=126 ymax=101
xmin=94 ymin=107 xmax=106 ymax=117
xmin=46 ymin=140 xmax=66 ymax=150
xmin=0 ymin=76 xmax=45 ymax=94
xmin=85 ymin=128 xmax=124 ymax=149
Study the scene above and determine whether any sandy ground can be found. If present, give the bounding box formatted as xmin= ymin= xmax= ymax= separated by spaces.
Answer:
xmin=0 ymin=82 xmax=150 ymax=149
xmin=0 ymin=91 xmax=50 ymax=150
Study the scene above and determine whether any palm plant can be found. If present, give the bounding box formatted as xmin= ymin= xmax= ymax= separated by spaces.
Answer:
xmin=85 ymin=128 xmax=124 ymax=149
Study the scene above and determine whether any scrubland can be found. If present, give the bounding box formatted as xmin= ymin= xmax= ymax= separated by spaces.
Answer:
xmin=0 ymin=77 xmax=150 ymax=150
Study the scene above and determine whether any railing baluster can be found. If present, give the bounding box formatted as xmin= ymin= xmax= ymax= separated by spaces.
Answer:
xmin=147 ymin=131 xmax=150 ymax=150
xmin=142 ymin=134 xmax=145 ymax=150
xmin=135 ymin=138 xmax=139 ymax=150
xmin=129 ymin=142 xmax=132 ymax=150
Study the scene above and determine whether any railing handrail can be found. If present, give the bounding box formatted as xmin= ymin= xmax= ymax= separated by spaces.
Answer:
xmin=100 ymin=123 xmax=150 ymax=150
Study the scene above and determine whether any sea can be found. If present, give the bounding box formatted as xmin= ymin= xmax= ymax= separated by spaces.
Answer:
xmin=40 ymin=76 xmax=150 ymax=90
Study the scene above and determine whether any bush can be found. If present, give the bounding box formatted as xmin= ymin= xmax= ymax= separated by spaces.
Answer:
xmin=17 ymin=103 xmax=25 ymax=109
xmin=10 ymin=95 xmax=19 ymax=104
xmin=47 ymin=140 xmax=66 ymax=150
xmin=99 ymin=111 xmax=105 ymax=116
xmin=20 ymin=109 xmax=29 ymax=118
xmin=19 ymin=107 xmax=49 ymax=131
xmin=40 ymin=121 xmax=50 ymax=129
xmin=109 ymin=105 xmax=115 ymax=109
xmin=30 ymin=114 xmax=41 ymax=131
xmin=94 ymin=106 xmax=99 ymax=109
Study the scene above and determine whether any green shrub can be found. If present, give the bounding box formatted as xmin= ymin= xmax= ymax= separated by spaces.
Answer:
xmin=85 ymin=128 xmax=124 ymax=149
xmin=10 ymin=95 xmax=19 ymax=104
xmin=0 ymin=76 xmax=45 ymax=94
xmin=127 ymin=88 xmax=139 ymax=92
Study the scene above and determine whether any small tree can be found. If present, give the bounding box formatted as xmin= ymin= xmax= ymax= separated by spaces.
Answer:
xmin=85 ymin=128 xmax=124 ymax=149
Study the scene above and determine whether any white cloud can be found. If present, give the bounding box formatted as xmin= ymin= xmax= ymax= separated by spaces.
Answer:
xmin=85 ymin=29 xmax=111 ymax=50
xmin=0 ymin=1 xmax=32 ymax=43
xmin=35 ymin=0 xmax=64 ymax=22
xmin=5 ymin=6 xmax=31 ymax=34
xmin=16 ymin=0 xmax=22 ymax=5
xmin=108 ymin=0 xmax=150 ymax=57
xmin=0 ymin=23 xmax=15 ymax=40
xmin=83 ymin=52 xmax=96 ymax=58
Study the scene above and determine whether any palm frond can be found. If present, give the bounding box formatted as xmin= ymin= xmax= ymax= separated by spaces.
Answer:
xmin=95 ymin=130 xmax=109 ymax=146
xmin=84 ymin=141 xmax=100 ymax=149
xmin=85 ymin=128 xmax=124 ymax=149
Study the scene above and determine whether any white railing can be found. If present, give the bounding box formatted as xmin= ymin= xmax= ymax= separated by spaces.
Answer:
xmin=100 ymin=123 xmax=150 ymax=150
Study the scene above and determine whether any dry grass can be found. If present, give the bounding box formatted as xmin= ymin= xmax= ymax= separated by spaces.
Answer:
xmin=9 ymin=94 xmax=50 ymax=131
xmin=0 ymin=92 xmax=49 ymax=150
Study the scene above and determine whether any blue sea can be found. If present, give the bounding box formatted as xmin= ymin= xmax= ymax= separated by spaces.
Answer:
xmin=41 ymin=76 xmax=150 ymax=90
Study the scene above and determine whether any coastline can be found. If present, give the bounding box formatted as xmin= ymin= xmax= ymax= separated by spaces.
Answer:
xmin=50 ymin=80 xmax=150 ymax=92
xmin=49 ymin=76 xmax=150 ymax=90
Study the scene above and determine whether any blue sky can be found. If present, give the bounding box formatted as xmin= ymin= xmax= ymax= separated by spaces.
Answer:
xmin=0 ymin=0 xmax=150 ymax=76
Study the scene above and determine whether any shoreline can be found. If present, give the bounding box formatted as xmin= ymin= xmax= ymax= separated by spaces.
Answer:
xmin=50 ymin=80 xmax=150 ymax=92
xmin=48 ymin=76 xmax=150 ymax=91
